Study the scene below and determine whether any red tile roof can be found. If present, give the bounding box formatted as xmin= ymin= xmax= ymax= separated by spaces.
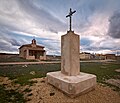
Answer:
xmin=19 ymin=44 xmax=44 ymax=49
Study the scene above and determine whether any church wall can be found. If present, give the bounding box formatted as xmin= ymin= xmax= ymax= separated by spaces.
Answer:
xmin=19 ymin=47 xmax=28 ymax=58
xmin=26 ymin=56 xmax=35 ymax=60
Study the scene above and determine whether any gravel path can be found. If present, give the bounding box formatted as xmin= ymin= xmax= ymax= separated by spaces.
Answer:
xmin=27 ymin=78 xmax=120 ymax=103
xmin=0 ymin=60 xmax=114 ymax=65
xmin=0 ymin=61 xmax=60 ymax=65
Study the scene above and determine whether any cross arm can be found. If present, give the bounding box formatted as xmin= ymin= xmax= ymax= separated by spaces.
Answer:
xmin=66 ymin=10 xmax=76 ymax=18
xmin=71 ymin=10 xmax=76 ymax=14
xmin=66 ymin=14 xmax=71 ymax=18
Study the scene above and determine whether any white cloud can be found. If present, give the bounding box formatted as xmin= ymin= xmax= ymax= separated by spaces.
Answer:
xmin=0 ymin=0 xmax=120 ymax=55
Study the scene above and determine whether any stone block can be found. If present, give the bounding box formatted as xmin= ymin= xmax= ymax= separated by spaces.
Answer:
xmin=61 ymin=31 xmax=80 ymax=76
xmin=47 ymin=71 xmax=96 ymax=98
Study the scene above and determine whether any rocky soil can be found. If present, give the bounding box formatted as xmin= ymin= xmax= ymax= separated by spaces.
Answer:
xmin=105 ymin=69 xmax=120 ymax=88
xmin=27 ymin=78 xmax=120 ymax=103
xmin=0 ymin=77 xmax=31 ymax=101
xmin=0 ymin=77 xmax=120 ymax=103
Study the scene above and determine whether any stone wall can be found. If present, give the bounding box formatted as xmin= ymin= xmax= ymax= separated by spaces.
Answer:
xmin=0 ymin=53 xmax=18 ymax=59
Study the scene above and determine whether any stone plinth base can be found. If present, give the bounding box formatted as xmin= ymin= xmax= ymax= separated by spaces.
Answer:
xmin=47 ymin=71 xmax=96 ymax=98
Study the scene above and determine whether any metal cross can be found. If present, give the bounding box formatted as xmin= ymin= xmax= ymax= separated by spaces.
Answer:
xmin=66 ymin=8 xmax=76 ymax=31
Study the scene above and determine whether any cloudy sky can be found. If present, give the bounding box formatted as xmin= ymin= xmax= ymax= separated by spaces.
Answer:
xmin=0 ymin=0 xmax=120 ymax=55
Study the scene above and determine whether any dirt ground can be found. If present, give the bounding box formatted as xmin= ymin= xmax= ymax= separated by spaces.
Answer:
xmin=105 ymin=69 xmax=120 ymax=88
xmin=27 ymin=78 xmax=120 ymax=103
xmin=0 ymin=77 xmax=120 ymax=103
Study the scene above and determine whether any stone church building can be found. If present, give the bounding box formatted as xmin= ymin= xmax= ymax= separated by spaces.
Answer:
xmin=19 ymin=39 xmax=46 ymax=60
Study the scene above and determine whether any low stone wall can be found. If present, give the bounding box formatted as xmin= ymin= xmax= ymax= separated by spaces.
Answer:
xmin=0 ymin=53 xmax=18 ymax=59
xmin=26 ymin=56 xmax=35 ymax=60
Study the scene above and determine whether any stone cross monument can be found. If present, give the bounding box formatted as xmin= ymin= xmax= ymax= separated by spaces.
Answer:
xmin=47 ymin=8 xmax=96 ymax=98
xmin=61 ymin=8 xmax=79 ymax=76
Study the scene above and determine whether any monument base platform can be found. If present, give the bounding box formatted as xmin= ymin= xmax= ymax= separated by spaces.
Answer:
xmin=47 ymin=71 xmax=96 ymax=98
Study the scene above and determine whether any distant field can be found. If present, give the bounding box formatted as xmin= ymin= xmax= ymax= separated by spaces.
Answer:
xmin=0 ymin=55 xmax=38 ymax=62
xmin=0 ymin=61 xmax=119 ymax=85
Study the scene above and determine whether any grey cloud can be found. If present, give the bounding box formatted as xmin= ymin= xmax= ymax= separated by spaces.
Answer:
xmin=8 ymin=39 xmax=21 ymax=46
xmin=82 ymin=46 xmax=115 ymax=52
xmin=81 ymin=38 xmax=120 ymax=52
xmin=0 ymin=0 xmax=63 ymax=36
xmin=49 ymin=28 xmax=58 ymax=34
xmin=17 ymin=0 xmax=66 ymax=33
xmin=0 ymin=26 xmax=21 ymax=52
xmin=0 ymin=0 xmax=120 ymax=54
xmin=108 ymin=11 xmax=120 ymax=38
xmin=0 ymin=18 xmax=28 ymax=36
xmin=0 ymin=40 xmax=18 ymax=52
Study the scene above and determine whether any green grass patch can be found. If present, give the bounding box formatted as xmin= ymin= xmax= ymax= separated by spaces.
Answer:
xmin=23 ymin=88 xmax=32 ymax=93
xmin=0 ymin=85 xmax=26 ymax=103
xmin=80 ymin=62 xmax=120 ymax=83
xmin=0 ymin=61 xmax=119 ymax=88
xmin=0 ymin=64 xmax=60 ymax=85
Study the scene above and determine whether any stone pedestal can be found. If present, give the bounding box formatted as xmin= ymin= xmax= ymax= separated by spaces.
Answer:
xmin=61 ymin=31 xmax=80 ymax=76
xmin=47 ymin=71 xmax=96 ymax=98
xmin=47 ymin=31 xmax=96 ymax=98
